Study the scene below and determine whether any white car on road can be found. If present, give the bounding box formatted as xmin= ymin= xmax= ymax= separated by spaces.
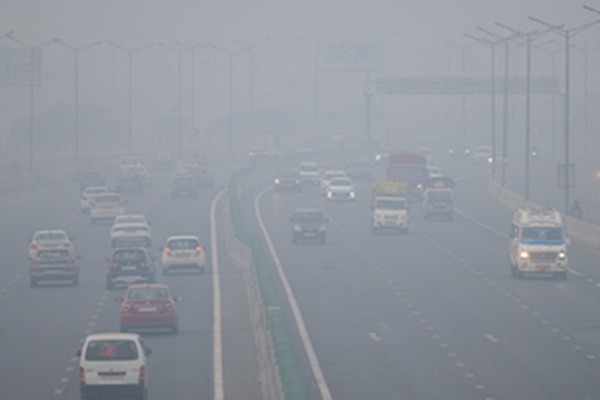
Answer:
xmin=112 ymin=215 xmax=151 ymax=235
xmin=297 ymin=162 xmax=321 ymax=184
xmin=110 ymin=223 xmax=152 ymax=248
xmin=320 ymin=170 xmax=348 ymax=196
xmin=326 ymin=177 xmax=357 ymax=201
xmin=78 ymin=332 xmax=151 ymax=400
xmin=28 ymin=229 xmax=74 ymax=259
xmin=80 ymin=186 xmax=108 ymax=214
xmin=91 ymin=192 xmax=125 ymax=225
xmin=160 ymin=235 xmax=207 ymax=274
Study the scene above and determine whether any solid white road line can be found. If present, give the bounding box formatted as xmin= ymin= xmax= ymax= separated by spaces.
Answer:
xmin=255 ymin=186 xmax=333 ymax=400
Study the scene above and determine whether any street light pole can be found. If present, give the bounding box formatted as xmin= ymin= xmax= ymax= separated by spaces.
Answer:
xmin=495 ymin=23 xmax=560 ymax=201
xmin=107 ymin=42 xmax=154 ymax=155
xmin=175 ymin=41 xmax=205 ymax=140
xmin=5 ymin=33 xmax=58 ymax=173
xmin=159 ymin=43 xmax=185 ymax=155
xmin=298 ymin=34 xmax=331 ymax=133
xmin=55 ymin=40 xmax=102 ymax=160
xmin=210 ymin=43 xmax=251 ymax=155
xmin=529 ymin=15 xmax=600 ymax=215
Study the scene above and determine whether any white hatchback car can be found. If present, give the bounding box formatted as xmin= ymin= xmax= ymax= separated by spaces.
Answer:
xmin=91 ymin=192 xmax=125 ymax=225
xmin=160 ymin=235 xmax=207 ymax=274
xmin=112 ymin=215 xmax=151 ymax=235
xmin=320 ymin=170 xmax=348 ymax=196
xmin=28 ymin=229 xmax=73 ymax=259
xmin=80 ymin=186 xmax=109 ymax=214
xmin=297 ymin=162 xmax=321 ymax=184
xmin=119 ymin=156 xmax=142 ymax=174
xmin=326 ymin=177 xmax=357 ymax=202
xmin=78 ymin=332 xmax=151 ymax=400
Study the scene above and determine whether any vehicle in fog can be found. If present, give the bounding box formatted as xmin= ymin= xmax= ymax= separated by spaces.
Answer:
xmin=28 ymin=229 xmax=73 ymax=259
xmin=112 ymin=214 xmax=151 ymax=232
xmin=118 ymin=156 xmax=143 ymax=175
xmin=160 ymin=235 xmax=207 ymax=274
xmin=189 ymin=166 xmax=215 ymax=188
xmin=77 ymin=170 xmax=106 ymax=191
xmin=345 ymin=159 xmax=374 ymax=181
xmin=78 ymin=332 xmax=151 ymax=400
xmin=118 ymin=283 xmax=180 ymax=334
xmin=170 ymin=175 xmax=200 ymax=199
xmin=80 ymin=186 xmax=109 ymax=214
xmin=29 ymin=249 xmax=80 ymax=287
xmin=472 ymin=145 xmax=493 ymax=163
xmin=372 ymin=181 xmax=409 ymax=234
xmin=297 ymin=161 xmax=321 ymax=184
xmin=425 ymin=165 xmax=443 ymax=179
xmin=326 ymin=177 xmax=357 ymax=202
xmin=320 ymin=170 xmax=348 ymax=196
xmin=91 ymin=192 xmax=125 ymax=225
xmin=174 ymin=158 xmax=201 ymax=175
xmin=386 ymin=151 xmax=428 ymax=200
xmin=509 ymin=206 xmax=568 ymax=279
xmin=248 ymin=145 xmax=271 ymax=162
xmin=291 ymin=208 xmax=328 ymax=244
xmin=422 ymin=188 xmax=454 ymax=220
xmin=117 ymin=173 xmax=145 ymax=195
xmin=273 ymin=170 xmax=302 ymax=192
xmin=106 ymin=247 xmax=156 ymax=289
xmin=110 ymin=223 xmax=152 ymax=248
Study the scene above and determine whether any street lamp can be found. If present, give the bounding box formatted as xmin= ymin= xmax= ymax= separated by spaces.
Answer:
xmin=210 ymin=43 xmax=251 ymax=155
xmin=55 ymin=40 xmax=102 ymax=160
xmin=298 ymin=34 xmax=331 ymax=132
xmin=4 ymin=33 xmax=58 ymax=173
xmin=158 ymin=43 xmax=185 ymax=155
xmin=495 ymin=22 xmax=561 ymax=201
xmin=529 ymin=15 xmax=600 ymax=215
xmin=234 ymin=36 xmax=270 ymax=131
xmin=107 ymin=42 xmax=154 ymax=155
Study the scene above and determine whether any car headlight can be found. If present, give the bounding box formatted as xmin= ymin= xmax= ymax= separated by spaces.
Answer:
xmin=487 ymin=157 xmax=494 ymax=164
xmin=558 ymin=251 xmax=566 ymax=259
xmin=274 ymin=178 xmax=281 ymax=184
xmin=327 ymin=191 xmax=333 ymax=198
xmin=293 ymin=224 xmax=301 ymax=232
xmin=519 ymin=250 xmax=529 ymax=259
xmin=349 ymin=191 xmax=356 ymax=198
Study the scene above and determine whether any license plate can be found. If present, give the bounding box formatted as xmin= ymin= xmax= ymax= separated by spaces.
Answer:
xmin=138 ymin=306 xmax=157 ymax=312
xmin=175 ymin=253 xmax=191 ymax=258
xmin=538 ymin=264 xmax=551 ymax=269
xmin=122 ymin=266 xmax=137 ymax=271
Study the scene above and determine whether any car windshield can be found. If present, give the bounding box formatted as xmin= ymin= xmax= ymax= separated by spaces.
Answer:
xmin=521 ymin=227 xmax=563 ymax=245
xmin=116 ymin=216 xmax=145 ymax=224
xmin=85 ymin=340 xmax=139 ymax=361
xmin=294 ymin=211 xmax=324 ymax=222
xmin=128 ymin=288 xmax=169 ymax=300
xmin=376 ymin=199 xmax=407 ymax=210
xmin=168 ymin=239 xmax=199 ymax=249
xmin=96 ymin=195 xmax=120 ymax=203
xmin=113 ymin=250 xmax=146 ymax=262
xmin=36 ymin=249 xmax=70 ymax=260
xmin=330 ymin=179 xmax=353 ymax=186
xmin=35 ymin=232 xmax=66 ymax=241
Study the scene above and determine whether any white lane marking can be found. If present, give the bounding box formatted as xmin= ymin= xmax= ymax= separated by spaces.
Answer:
xmin=484 ymin=334 xmax=500 ymax=343
xmin=367 ymin=332 xmax=382 ymax=342
xmin=454 ymin=207 xmax=509 ymax=239
xmin=211 ymin=188 xmax=227 ymax=400
xmin=255 ymin=186 xmax=333 ymax=400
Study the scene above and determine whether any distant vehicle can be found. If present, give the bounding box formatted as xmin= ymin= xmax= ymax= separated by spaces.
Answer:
xmin=126 ymin=165 xmax=151 ymax=187
xmin=248 ymin=146 xmax=271 ymax=161
xmin=290 ymin=208 xmax=328 ymax=244
xmin=119 ymin=156 xmax=143 ymax=174
xmin=77 ymin=170 xmax=105 ymax=191
xmin=160 ymin=235 xmax=207 ymax=274
xmin=386 ymin=152 xmax=428 ymax=200
xmin=170 ymin=175 xmax=199 ymax=199
xmin=106 ymin=247 xmax=156 ymax=290
xmin=326 ymin=177 xmax=356 ymax=202
xmin=425 ymin=165 xmax=443 ymax=179
xmin=118 ymin=283 xmax=180 ymax=334
xmin=371 ymin=181 xmax=409 ymax=234
xmin=190 ymin=166 xmax=215 ymax=188
xmin=320 ymin=170 xmax=348 ymax=196
xmin=473 ymin=145 xmax=493 ymax=163
xmin=422 ymin=188 xmax=454 ymax=220
xmin=174 ymin=158 xmax=200 ymax=175
xmin=297 ymin=162 xmax=321 ymax=184
xmin=110 ymin=223 xmax=152 ymax=248
xmin=91 ymin=192 xmax=125 ymax=225
xmin=509 ymin=206 xmax=568 ymax=279
xmin=155 ymin=151 xmax=174 ymax=170
xmin=117 ymin=174 xmax=145 ymax=195
xmin=346 ymin=159 xmax=374 ymax=180
xmin=273 ymin=170 xmax=302 ymax=193
xmin=28 ymin=229 xmax=73 ymax=259
xmin=78 ymin=332 xmax=151 ymax=400
xmin=80 ymin=186 xmax=108 ymax=214
xmin=113 ymin=214 xmax=150 ymax=230
xmin=29 ymin=249 xmax=80 ymax=287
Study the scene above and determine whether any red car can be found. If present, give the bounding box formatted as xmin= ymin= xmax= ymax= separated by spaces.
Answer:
xmin=119 ymin=284 xmax=180 ymax=334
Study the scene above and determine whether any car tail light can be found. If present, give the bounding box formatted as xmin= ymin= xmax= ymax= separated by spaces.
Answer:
xmin=30 ymin=243 xmax=38 ymax=250
xmin=165 ymin=247 xmax=171 ymax=254
xmin=139 ymin=366 xmax=145 ymax=380
xmin=195 ymin=246 xmax=202 ymax=253
xmin=109 ymin=262 xmax=119 ymax=269
xmin=79 ymin=367 xmax=85 ymax=380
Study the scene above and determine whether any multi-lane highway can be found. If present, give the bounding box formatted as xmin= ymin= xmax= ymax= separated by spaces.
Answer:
xmin=3 ymin=151 xmax=600 ymax=400
xmin=245 ymin=154 xmax=600 ymax=400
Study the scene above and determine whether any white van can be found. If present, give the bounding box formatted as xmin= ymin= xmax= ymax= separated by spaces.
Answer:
xmin=508 ymin=206 xmax=568 ymax=279
xmin=78 ymin=332 xmax=151 ymax=400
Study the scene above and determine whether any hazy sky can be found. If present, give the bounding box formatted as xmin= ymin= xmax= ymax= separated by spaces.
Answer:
xmin=1 ymin=1 xmax=600 ymax=151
